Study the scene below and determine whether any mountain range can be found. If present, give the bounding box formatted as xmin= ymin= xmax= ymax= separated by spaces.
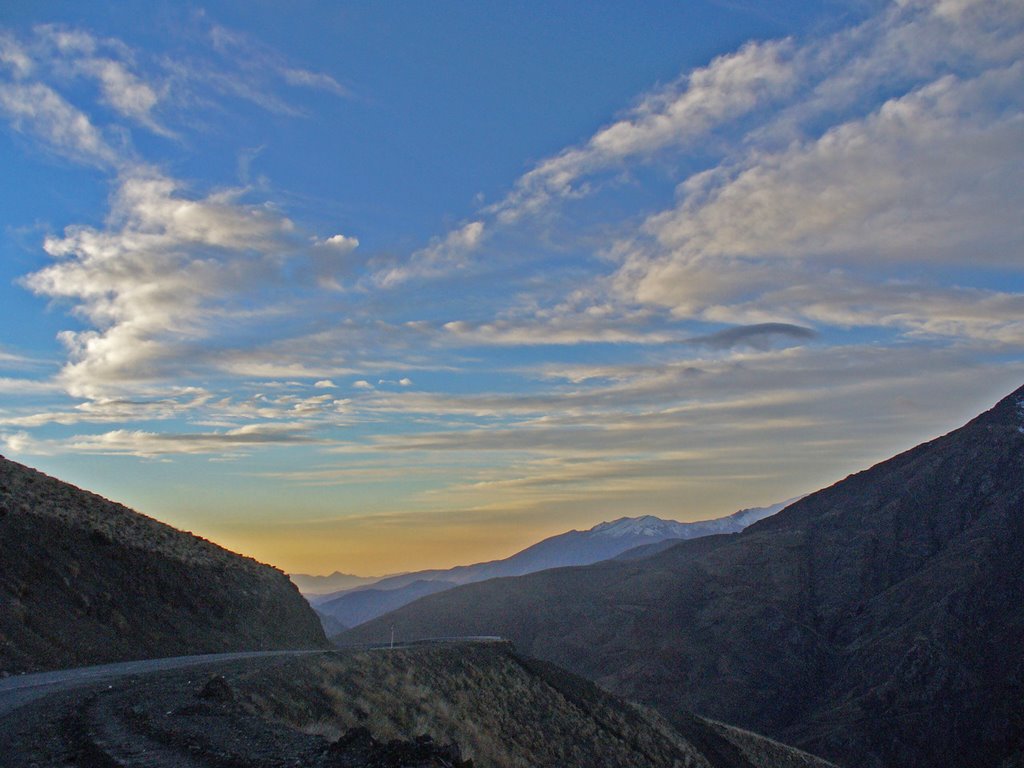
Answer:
xmin=344 ymin=384 xmax=1024 ymax=768
xmin=288 ymin=571 xmax=387 ymax=595
xmin=312 ymin=500 xmax=794 ymax=631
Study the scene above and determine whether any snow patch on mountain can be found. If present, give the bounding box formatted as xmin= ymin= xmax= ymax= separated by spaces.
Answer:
xmin=589 ymin=499 xmax=798 ymax=541
xmin=591 ymin=515 xmax=690 ymax=539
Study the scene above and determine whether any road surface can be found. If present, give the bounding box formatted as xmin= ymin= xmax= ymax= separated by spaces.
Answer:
xmin=0 ymin=649 xmax=321 ymax=717
xmin=0 ymin=637 xmax=506 ymax=717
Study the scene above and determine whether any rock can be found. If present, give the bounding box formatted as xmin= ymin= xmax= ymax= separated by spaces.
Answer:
xmin=326 ymin=726 xmax=473 ymax=767
xmin=198 ymin=675 xmax=234 ymax=703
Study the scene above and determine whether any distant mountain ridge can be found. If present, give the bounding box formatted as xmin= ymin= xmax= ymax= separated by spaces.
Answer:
xmin=0 ymin=455 xmax=327 ymax=674
xmin=314 ymin=500 xmax=795 ymax=630
xmin=344 ymin=384 xmax=1024 ymax=768
xmin=287 ymin=571 xmax=388 ymax=595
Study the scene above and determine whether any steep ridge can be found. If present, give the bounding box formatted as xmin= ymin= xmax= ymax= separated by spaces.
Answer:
xmin=0 ymin=455 xmax=327 ymax=674
xmin=344 ymin=385 xmax=1024 ymax=768
xmin=314 ymin=501 xmax=793 ymax=629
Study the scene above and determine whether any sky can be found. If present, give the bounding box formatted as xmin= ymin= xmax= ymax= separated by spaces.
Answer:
xmin=1 ymin=0 xmax=1022 ymax=576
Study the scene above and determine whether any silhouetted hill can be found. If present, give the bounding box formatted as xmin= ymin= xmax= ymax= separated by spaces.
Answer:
xmin=0 ymin=455 xmax=328 ymax=673
xmin=345 ymin=385 xmax=1024 ymax=768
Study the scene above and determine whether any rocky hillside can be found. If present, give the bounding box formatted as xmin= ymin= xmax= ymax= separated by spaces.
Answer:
xmin=0 ymin=644 xmax=835 ymax=767
xmin=239 ymin=643 xmax=836 ymax=768
xmin=0 ymin=455 xmax=327 ymax=673
xmin=344 ymin=385 xmax=1024 ymax=768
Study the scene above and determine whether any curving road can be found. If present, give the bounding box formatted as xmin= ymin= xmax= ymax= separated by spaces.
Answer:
xmin=0 ymin=637 xmax=507 ymax=717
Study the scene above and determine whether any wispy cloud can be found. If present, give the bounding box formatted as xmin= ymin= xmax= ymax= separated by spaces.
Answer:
xmin=1 ymin=1 xmax=1022 ymax=562
xmin=490 ymin=38 xmax=798 ymax=223
xmin=374 ymin=220 xmax=485 ymax=287
xmin=0 ymin=80 xmax=121 ymax=166
xmin=3 ymin=421 xmax=322 ymax=458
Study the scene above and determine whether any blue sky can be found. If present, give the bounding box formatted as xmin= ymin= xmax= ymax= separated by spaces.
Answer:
xmin=1 ymin=0 xmax=1022 ymax=574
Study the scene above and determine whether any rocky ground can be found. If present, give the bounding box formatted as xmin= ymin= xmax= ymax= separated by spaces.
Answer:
xmin=0 ymin=645 xmax=836 ymax=768
xmin=0 ymin=655 xmax=470 ymax=768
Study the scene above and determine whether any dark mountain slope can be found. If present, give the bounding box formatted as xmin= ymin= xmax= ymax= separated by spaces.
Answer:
xmin=345 ymin=385 xmax=1024 ymax=768
xmin=0 ymin=455 xmax=327 ymax=674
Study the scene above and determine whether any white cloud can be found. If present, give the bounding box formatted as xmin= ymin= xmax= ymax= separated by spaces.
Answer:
xmin=85 ymin=58 xmax=163 ymax=127
xmin=24 ymin=169 xmax=300 ymax=397
xmin=204 ymin=23 xmax=349 ymax=111
xmin=0 ymin=33 xmax=33 ymax=77
xmin=0 ymin=377 xmax=64 ymax=395
xmin=282 ymin=66 xmax=348 ymax=96
xmin=65 ymin=421 xmax=320 ymax=457
xmin=352 ymin=380 xmax=374 ymax=390
xmin=375 ymin=220 xmax=484 ymax=286
xmin=314 ymin=379 xmax=336 ymax=389
xmin=25 ymin=25 xmax=172 ymax=135
xmin=319 ymin=233 xmax=359 ymax=251
xmin=613 ymin=62 xmax=1024 ymax=334
xmin=0 ymin=81 xmax=120 ymax=166
xmin=492 ymin=39 xmax=798 ymax=223
xmin=310 ymin=233 xmax=359 ymax=288
xmin=3 ymin=420 xmax=324 ymax=458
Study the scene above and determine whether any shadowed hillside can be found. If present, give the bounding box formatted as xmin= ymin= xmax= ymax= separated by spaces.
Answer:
xmin=237 ymin=643 xmax=837 ymax=768
xmin=345 ymin=385 xmax=1024 ymax=768
xmin=0 ymin=455 xmax=327 ymax=673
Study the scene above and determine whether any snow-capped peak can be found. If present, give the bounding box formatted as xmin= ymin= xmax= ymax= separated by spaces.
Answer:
xmin=589 ymin=516 xmax=689 ymax=539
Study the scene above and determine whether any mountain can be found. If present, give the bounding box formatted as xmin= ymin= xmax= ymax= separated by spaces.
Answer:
xmin=0 ymin=455 xmax=328 ymax=674
xmin=288 ymin=571 xmax=387 ymax=595
xmin=316 ymin=579 xmax=456 ymax=629
xmin=344 ymin=385 xmax=1024 ymax=768
xmin=314 ymin=500 xmax=794 ymax=629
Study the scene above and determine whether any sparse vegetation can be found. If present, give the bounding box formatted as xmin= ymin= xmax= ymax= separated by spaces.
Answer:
xmin=0 ymin=455 xmax=328 ymax=674
xmin=233 ymin=644 xmax=834 ymax=768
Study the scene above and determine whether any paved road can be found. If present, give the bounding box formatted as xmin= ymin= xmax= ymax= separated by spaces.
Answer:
xmin=0 ymin=650 xmax=321 ymax=717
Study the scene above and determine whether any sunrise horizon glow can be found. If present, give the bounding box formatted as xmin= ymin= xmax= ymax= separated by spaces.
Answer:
xmin=1 ymin=0 xmax=1022 ymax=576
